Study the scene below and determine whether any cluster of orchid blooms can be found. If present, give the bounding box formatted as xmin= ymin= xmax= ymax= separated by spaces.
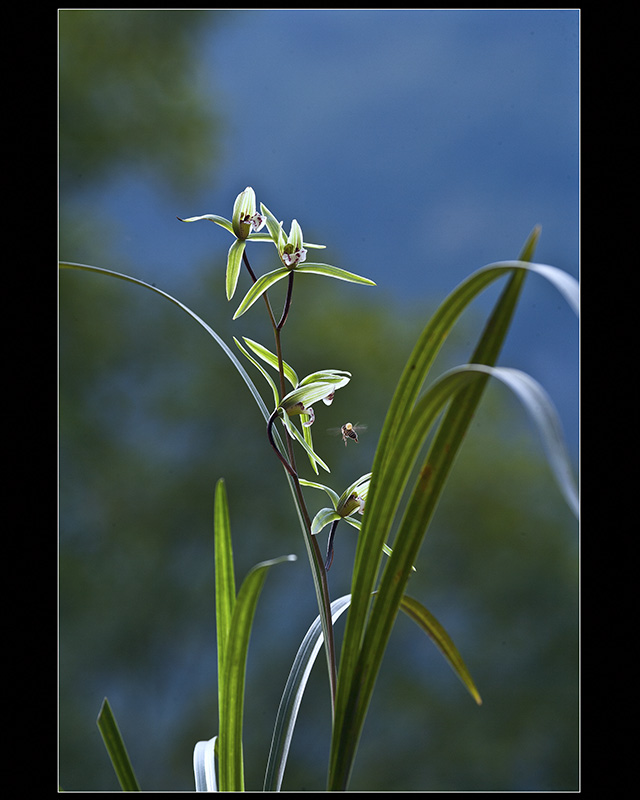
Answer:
xmin=179 ymin=188 xmax=377 ymax=569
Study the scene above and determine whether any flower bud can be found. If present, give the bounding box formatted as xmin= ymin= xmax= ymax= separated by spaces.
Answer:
xmin=232 ymin=187 xmax=259 ymax=240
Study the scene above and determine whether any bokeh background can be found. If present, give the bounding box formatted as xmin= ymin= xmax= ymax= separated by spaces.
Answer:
xmin=59 ymin=9 xmax=579 ymax=791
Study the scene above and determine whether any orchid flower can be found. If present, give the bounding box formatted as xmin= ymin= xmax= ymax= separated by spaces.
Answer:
xmin=234 ymin=336 xmax=351 ymax=474
xmin=178 ymin=187 xmax=327 ymax=304
xmin=300 ymin=474 xmax=415 ymax=571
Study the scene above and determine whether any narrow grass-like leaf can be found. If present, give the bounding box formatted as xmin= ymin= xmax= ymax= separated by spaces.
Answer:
xmin=265 ymin=591 xmax=479 ymax=791
xmin=328 ymin=226 xmax=578 ymax=790
xmin=264 ymin=595 xmax=352 ymax=792
xmin=59 ymin=263 xmax=272 ymax=424
xmin=218 ymin=554 xmax=297 ymax=792
xmin=398 ymin=595 xmax=482 ymax=706
xmin=59 ymin=261 xmax=341 ymax=747
xmin=329 ymin=249 xmax=539 ymax=783
xmin=96 ymin=697 xmax=141 ymax=791
xmin=214 ymin=479 xmax=237 ymax=734
xmin=332 ymin=261 xmax=526 ymax=790
xmin=481 ymin=366 xmax=579 ymax=516
xmin=193 ymin=736 xmax=218 ymax=792
xmin=59 ymin=264 xmax=306 ymax=535
xmin=368 ymin=364 xmax=578 ymax=568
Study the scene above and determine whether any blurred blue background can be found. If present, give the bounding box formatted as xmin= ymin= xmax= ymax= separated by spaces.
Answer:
xmin=62 ymin=8 xmax=579 ymax=450
xmin=59 ymin=9 xmax=579 ymax=791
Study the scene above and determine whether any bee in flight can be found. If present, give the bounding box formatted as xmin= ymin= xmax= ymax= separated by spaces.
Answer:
xmin=328 ymin=422 xmax=367 ymax=446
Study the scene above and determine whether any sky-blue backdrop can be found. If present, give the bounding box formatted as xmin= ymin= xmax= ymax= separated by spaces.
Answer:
xmin=73 ymin=8 xmax=579 ymax=449
xmin=60 ymin=11 xmax=579 ymax=789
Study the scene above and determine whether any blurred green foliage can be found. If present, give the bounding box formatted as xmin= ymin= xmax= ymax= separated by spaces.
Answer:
xmin=59 ymin=9 xmax=224 ymax=194
xmin=59 ymin=10 xmax=578 ymax=791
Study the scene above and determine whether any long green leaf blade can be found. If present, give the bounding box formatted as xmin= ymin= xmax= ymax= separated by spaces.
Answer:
xmin=347 ymin=236 xmax=560 ymax=670
xmin=355 ymin=363 xmax=578 ymax=729
xmin=399 ymin=595 xmax=482 ymax=706
xmin=264 ymin=595 xmax=352 ymax=792
xmin=337 ymin=259 xmax=556 ymax=683
xmin=193 ymin=736 xmax=218 ymax=791
xmin=329 ymin=227 xmax=562 ymax=790
xmin=96 ymin=697 xmax=141 ymax=791
xmin=60 ymin=261 xmax=339 ymax=757
xmin=218 ymin=554 xmax=297 ymax=792
xmin=350 ymin=364 xmax=577 ymax=748
xmin=214 ymin=479 xmax=237 ymax=735
xmin=59 ymin=262 xmax=272 ymax=424
xmin=265 ymin=591 xmax=481 ymax=792
xmin=484 ymin=366 xmax=579 ymax=516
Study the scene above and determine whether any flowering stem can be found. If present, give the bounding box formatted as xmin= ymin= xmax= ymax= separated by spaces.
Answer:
xmin=267 ymin=410 xmax=298 ymax=479
xmin=276 ymin=271 xmax=295 ymax=331
xmin=248 ymin=251 xmax=336 ymax=711
xmin=241 ymin=251 xmax=288 ymax=399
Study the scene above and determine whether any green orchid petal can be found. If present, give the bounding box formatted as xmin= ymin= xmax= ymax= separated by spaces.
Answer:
xmin=245 ymin=233 xmax=278 ymax=243
xmin=301 ymin=413 xmax=320 ymax=474
xmin=226 ymin=238 xmax=247 ymax=300
xmin=258 ymin=202 xmax=326 ymax=251
xmin=279 ymin=412 xmax=330 ymax=473
xmin=310 ymin=508 xmax=342 ymax=536
xmin=337 ymin=473 xmax=372 ymax=511
xmin=281 ymin=377 xmax=349 ymax=412
xmin=337 ymin=493 xmax=362 ymax=517
xmin=259 ymin=202 xmax=287 ymax=250
xmin=288 ymin=219 xmax=304 ymax=251
xmin=298 ymin=369 xmax=351 ymax=388
xmin=294 ymin=263 xmax=376 ymax=286
xmin=233 ymin=337 xmax=280 ymax=408
xmin=299 ymin=479 xmax=341 ymax=509
xmin=177 ymin=213 xmax=234 ymax=234
xmin=241 ymin=337 xmax=298 ymax=388
xmin=300 ymin=471 xmax=413 ymax=570
xmin=341 ymin=516 xmax=362 ymax=531
xmin=233 ymin=267 xmax=291 ymax=319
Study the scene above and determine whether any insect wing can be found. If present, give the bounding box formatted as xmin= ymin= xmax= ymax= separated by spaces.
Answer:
xmin=327 ymin=423 xmax=367 ymax=445
xmin=326 ymin=427 xmax=344 ymax=436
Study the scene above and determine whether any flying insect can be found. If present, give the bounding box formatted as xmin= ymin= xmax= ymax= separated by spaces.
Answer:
xmin=328 ymin=422 xmax=367 ymax=446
